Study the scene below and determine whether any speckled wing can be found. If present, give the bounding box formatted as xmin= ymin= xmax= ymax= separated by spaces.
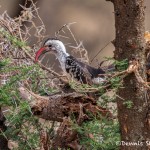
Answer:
xmin=65 ymin=55 xmax=101 ymax=84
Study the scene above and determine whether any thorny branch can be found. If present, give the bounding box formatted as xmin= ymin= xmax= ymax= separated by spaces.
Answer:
xmin=0 ymin=5 xmax=114 ymax=149
xmin=1 ymin=1 xmax=150 ymax=149
xmin=108 ymin=58 xmax=150 ymax=89
xmin=22 ymin=47 xmax=69 ymax=84
xmin=18 ymin=86 xmax=112 ymax=149
xmin=1 ymin=17 xmax=149 ymax=92
xmin=1 ymin=18 xmax=150 ymax=93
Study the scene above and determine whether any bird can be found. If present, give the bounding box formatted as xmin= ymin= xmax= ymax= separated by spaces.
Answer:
xmin=35 ymin=38 xmax=106 ymax=85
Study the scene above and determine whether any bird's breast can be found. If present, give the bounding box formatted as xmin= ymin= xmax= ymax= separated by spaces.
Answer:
xmin=65 ymin=57 xmax=87 ymax=83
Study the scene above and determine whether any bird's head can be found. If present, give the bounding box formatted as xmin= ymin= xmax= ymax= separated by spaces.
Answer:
xmin=35 ymin=38 xmax=67 ymax=61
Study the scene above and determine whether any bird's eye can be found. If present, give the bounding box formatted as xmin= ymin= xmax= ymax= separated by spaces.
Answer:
xmin=49 ymin=45 xmax=52 ymax=48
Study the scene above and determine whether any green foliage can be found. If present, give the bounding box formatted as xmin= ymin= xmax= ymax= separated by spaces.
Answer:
xmin=0 ymin=28 xmax=27 ymax=48
xmin=0 ymin=59 xmax=10 ymax=69
xmin=1 ymin=64 xmax=39 ymax=105
xmin=0 ymin=56 xmax=122 ymax=149
xmin=6 ymin=108 xmax=40 ymax=149
xmin=123 ymin=100 xmax=133 ymax=109
xmin=114 ymin=59 xmax=128 ymax=71
xmin=104 ymin=57 xmax=128 ymax=71
xmin=110 ymin=77 xmax=122 ymax=89
xmin=73 ymin=118 xmax=120 ymax=150
xmin=0 ymin=29 xmax=130 ymax=149
xmin=0 ymin=59 xmax=56 ymax=149
xmin=98 ymin=95 xmax=116 ymax=110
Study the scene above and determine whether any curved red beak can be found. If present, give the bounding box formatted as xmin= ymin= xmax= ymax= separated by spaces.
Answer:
xmin=35 ymin=47 xmax=46 ymax=62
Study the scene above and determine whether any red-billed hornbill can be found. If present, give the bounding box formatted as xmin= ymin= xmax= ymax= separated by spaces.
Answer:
xmin=35 ymin=38 xmax=105 ymax=84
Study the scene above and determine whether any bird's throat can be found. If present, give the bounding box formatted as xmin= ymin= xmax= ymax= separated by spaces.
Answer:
xmin=55 ymin=51 xmax=69 ymax=72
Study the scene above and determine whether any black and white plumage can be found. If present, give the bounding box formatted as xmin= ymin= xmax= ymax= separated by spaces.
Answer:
xmin=35 ymin=38 xmax=105 ymax=84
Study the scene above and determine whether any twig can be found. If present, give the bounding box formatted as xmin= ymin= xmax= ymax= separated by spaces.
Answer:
xmin=22 ymin=47 xmax=68 ymax=84
xmin=90 ymin=41 xmax=111 ymax=63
